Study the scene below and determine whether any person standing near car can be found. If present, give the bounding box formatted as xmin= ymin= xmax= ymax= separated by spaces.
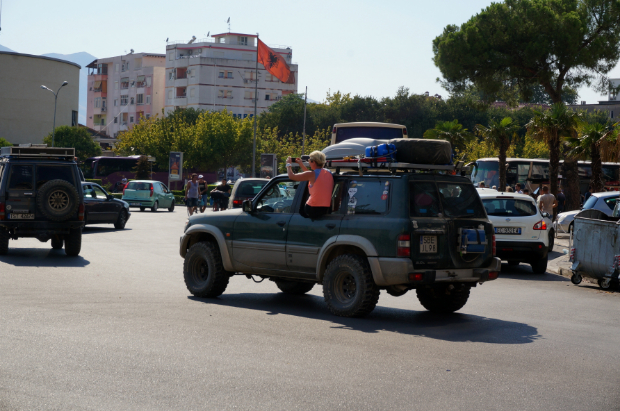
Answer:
xmin=286 ymin=151 xmax=334 ymax=220
xmin=198 ymin=175 xmax=208 ymax=213
xmin=557 ymin=188 xmax=566 ymax=213
xmin=537 ymin=186 xmax=557 ymax=216
xmin=185 ymin=173 xmax=200 ymax=216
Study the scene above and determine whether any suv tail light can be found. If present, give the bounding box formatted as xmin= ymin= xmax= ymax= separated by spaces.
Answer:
xmin=0 ymin=202 xmax=5 ymax=220
xmin=332 ymin=126 xmax=337 ymax=134
xmin=78 ymin=203 xmax=84 ymax=221
xmin=150 ymin=184 xmax=154 ymax=197
xmin=397 ymin=234 xmax=411 ymax=257
xmin=533 ymin=220 xmax=547 ymax=230
xmin=492 ymin=234 xmax=496 ymax=256
xmin=402 ymin=128 xmax=408 ymax=136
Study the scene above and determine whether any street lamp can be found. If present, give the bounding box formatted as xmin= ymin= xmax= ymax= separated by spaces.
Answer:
xmin=41 ymin=81 xmax=69 ymax=147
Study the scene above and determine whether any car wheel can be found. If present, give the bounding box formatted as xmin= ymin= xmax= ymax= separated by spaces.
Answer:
xmin=416 ymin=284 xmax=471 ymax=313
xmin=140 ymin=207 xmax=145 ymax=212
xmin=36 ymin=179 xmax=80 ymax=221
xmin=507 ymin=261 xmax=520 ymax=266
xmin=183 ymin=241 xmax=230 ymax=298
xmin=168 ymin=200 xmax=175 ymax=212
xmin=114 ymin=210 xmax=128 ymax=230
xmin=548 ymin=230 xmax=555 ymax=250
xmin=0 ymin=229 xmax=9 ymax=255
xmin=151 ymin=201 xmax=158 ymax=212
xmin=530 ymin=257 xmax=548 ymax=274
xmin=322 ymin=254 xmax=380 ymax=317
xmin=51 ymin=236 xmax=63 ymax=250
xmin=275 ymin=280 xmax=315 ymax=295
xmin=64 ymin=228 xmax=82 ymax=257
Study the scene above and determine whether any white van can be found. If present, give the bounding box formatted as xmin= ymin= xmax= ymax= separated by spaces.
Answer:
xmin=330 ymin=122 xmax=407 ymax=145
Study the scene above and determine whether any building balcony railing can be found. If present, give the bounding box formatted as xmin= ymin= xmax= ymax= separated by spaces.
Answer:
xmin=176 ymin=94 xmax=187 ymax=98
xmin=218 ymin=95 xmax=233 ymax=99
xmin=218 ymin=76 xmax=234 ymax=80
xmin=136 ymin=82 xmax=147 ymax=88
xmin=101 ymin=106 xmax=107 ymax=112
xmin=176 ymin=74 xmax=187 ymax=79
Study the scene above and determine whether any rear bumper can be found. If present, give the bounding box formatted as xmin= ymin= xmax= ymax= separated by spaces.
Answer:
xmin=0 ymin=221 xmax=84 ymax=238
xmin=496 ymin=240 xmax=547 ymax=261
xmin=369 ymin=256 xmax=502 ymax=286
xmin=123 ymin=199 xmax=155 ymax=207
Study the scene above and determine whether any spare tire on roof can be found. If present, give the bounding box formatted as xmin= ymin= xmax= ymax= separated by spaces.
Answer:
xmin=36 ymin=179 xmax=80 ymax=222
xmin=389 ymin=138 xmax=452 ymax=165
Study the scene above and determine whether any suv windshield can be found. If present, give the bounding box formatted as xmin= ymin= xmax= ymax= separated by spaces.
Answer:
xmin=410 ymin=181 xmax=486 ymax=218
xmin=482 ymin=198 xmax=538 ymax=216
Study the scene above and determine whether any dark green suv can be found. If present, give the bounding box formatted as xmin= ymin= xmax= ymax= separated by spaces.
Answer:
xmin=180 ymin=167 xmax=500 ymax=317
xmin=0 ymin=145 xmax=85 ymax=256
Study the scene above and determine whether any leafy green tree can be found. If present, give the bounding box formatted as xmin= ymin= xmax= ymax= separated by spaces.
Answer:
xmin=475 ymin=117 xmax=521 ymax=190
xmin=133 ymin=155 xmax=151 ymax=180
xmin=526 ymin=103 xmax=583 ymax=202
xmin=423 ymin=119 xmax=473 ymax=151
xmin=43 ymin=126 xmax=102 ymax=160
xmin=0 ymin=138 xmax=12 ymax=147
xmin=433 ymin=0 xmax=620 ymax=105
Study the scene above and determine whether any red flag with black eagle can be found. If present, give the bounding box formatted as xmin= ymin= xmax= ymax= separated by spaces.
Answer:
xmin=257 ymin=39 xmax=295 ymax=84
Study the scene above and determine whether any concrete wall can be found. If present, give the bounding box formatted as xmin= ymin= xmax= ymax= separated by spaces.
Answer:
xmin=0 ymin=52 xmax=80 ymax=145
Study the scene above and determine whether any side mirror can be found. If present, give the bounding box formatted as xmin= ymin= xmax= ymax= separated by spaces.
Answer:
xmin=107 ymin=194 xmax=114 ymax=201
xmin=242 ymin=200 xmax=253 ymax=212
xmin=542 ymin=212 xmax=550 ymax=218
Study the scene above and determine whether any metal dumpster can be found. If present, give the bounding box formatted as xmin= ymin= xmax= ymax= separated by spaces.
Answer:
xmin=570 ymin=213 xmax=620 ymax=290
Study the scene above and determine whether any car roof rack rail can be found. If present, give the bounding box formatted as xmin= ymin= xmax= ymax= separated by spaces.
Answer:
xmin=318 ymin=158 xmax=469 ymax=176
xmin=1 ymin=145 xmax=76 ymax=160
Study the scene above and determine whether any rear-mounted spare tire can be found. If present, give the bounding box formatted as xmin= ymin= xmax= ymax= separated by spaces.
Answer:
xmin=36 ymin=179 xmax=80 ymax=221
xmin=389 ymin=138 xmax=452 ymax=165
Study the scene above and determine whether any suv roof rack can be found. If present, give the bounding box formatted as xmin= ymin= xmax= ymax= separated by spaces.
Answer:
xmin=1 ymin=145 xmax=76 ymax=160
xmin=321 ymin=158 xmax=470 ymax=176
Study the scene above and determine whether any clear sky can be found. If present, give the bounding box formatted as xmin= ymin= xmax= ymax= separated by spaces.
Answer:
xmin=1 ymin=0 xmax=617 ymax=104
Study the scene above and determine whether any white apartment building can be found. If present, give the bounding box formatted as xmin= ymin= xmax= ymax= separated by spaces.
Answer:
xmin=164 ymin=33 xmax=298 ymax=118
xmin=86 ymin=53 xmax=166 ymax=137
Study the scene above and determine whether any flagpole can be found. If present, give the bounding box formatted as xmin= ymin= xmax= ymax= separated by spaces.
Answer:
xmin=302 ymin=86 xmax=307 ymax=156
xmin=252 ymin=34 xmax=259 ymax=177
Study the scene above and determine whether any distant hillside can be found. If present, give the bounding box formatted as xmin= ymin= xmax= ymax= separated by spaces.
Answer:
xmin=0 ymin=44 xmax=14 ymax=52
xmin=42 ymin=52 xmax=97 ymax=125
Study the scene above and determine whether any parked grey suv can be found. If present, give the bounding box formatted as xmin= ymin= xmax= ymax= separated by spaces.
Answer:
xmin=0 ymin=145 xmax=85 ymax=256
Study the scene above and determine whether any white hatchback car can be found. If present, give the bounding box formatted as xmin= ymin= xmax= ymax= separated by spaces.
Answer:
xmin=477 ymin=190 xmax=551 ymax=273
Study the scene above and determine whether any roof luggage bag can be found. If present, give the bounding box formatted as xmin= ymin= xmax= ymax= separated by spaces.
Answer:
xmin=389 ymin=138 xmax=452 ymax=165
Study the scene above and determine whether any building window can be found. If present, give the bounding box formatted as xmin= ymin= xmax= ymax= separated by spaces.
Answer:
xmin=146 ymin=114 xmax=150 ymax=119
xmin=115 ymin=81 xmax=118 ymax=90
xmin=146 ymin=76 xmax=152 ymax=87
xmin=190 ymin=88 xmax=195 ymax=97
xmin=121 ymin=78 xmax=129 ymax=89
xmin=115 ymin=63 xmax=119 ymax=72
xmin=114 ymin=99 xmax=118 ymax=107
xmin=130 ymin=116 xmax=134 ymax=123
xmin=121 ymin=61 xmax=129 ymax=72
xmin=612 ymin=111 xmax=615 ymax=118
xmin=238 ymin=36 xmax=248 ymax=46
xmin=134 ymin=58 xmax=142 ymax=70
xmin=72 ymin=111 xmax=78 ymax=126
xmin=146 ymin=95 xmax=151 ymax=105
xmin=168 ymin=53 xmax=173 ymax=61
xmin=168 ymin=90 xmax=173 ymax=99
xmin=94 ymin=97 xmax=101 ymax=108
xmin=227 ymin=71 xmax=233 ymax=79
xmin=244 ymin=91 xmax=255 ymax=100
xmin=218 ymin=71 xmax=224 ymax=79
xmin=168 ymin=71 xmax=175 ymax=80
xmin=137 ymin=94 xmax=144 ymax=105
xmin=120 ymin=95 xmax=128 ymax=106
xmin=114 ymin=117 xmax=118 ymax=123
xmin=130 ymin=97 xmax=135 ymax=105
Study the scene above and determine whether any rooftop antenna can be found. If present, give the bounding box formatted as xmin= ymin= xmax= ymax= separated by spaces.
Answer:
xmin=130 ymin=49 xmax=134 ymax=54
xmin=206 ymin=31 xmax=210 ymax=38
xmin=227 ymin=17 xmax=230 ymax=32
xmin=188 ymin=35 xmax=196 ymax=44
xmin=166 ymin=37 xmax=169 ymax=43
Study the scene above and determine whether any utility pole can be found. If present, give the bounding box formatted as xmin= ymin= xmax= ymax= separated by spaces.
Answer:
xmin=302 ymin=86 xmax=307 ymax=155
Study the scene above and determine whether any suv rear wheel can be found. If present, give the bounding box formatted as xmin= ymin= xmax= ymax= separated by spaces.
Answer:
xmin=0 ymin=229 xmax=9 ymax=255
xmin=416 ymin=285 xmax=470 ymax=313
xmin=184 ymin=241 xmax=230 ymax=298
xmin=64 ymin=228 xmax=82 ymax=256
xmin=322 ymin=254 xmax=380 ymax=317
xmin=36 ymin=179 xmax=80 ymax=221
xmin=275 ymin=280 xmax=315 ymax=295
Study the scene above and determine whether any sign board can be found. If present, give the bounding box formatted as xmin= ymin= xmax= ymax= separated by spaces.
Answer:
xmin=169 ymin=152 xmax=183 ymax=181
xmin=260 ymin=154 xmax=277 ymax=179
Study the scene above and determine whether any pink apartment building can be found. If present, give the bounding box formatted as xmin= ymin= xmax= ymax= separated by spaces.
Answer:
xmin=86 ymin=53 xmax=166 ymax=137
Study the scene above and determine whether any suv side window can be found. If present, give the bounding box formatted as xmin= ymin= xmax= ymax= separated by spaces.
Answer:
xmin=36 ymin=165 xmax=75 ymax=189
xmin=8 ymin=165 xmax=34 ymax=190
xmin=256 ymin=181 xmax=296 ymax=214
xmin=346 ymin=179 xmax=389 ymax=215
xmin=604 ymin=197 xmax=617 ymax=210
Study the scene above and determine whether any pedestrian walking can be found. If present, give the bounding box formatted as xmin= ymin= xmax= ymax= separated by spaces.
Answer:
xmin=515 ymin=183 xmax=523 ymax=194
xmin=198 ymin=175 xmax=209 ymax=213
xmin=557 ymin=188 xmax=566 ymax=213
xmin=537 ymin=186 xmax=557 ymax=216
xmin=211 ymin=178 xmax=231 ymax=212
xmin=185 ymin=173 xmax=200 ymax=216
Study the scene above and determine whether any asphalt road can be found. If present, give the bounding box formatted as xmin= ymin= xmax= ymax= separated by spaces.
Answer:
xmin=1 ymin=208 xmax=619 ymax=411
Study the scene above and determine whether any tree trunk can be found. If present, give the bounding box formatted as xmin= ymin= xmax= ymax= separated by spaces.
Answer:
xmin=498 ymin=137 xmax=508 ymax=191
xmin=590 ymin=142 xmax=604 ymax=193
xmin=548 ymin=133 xmax=560 ymax=198
xmin=563 ymin=158 xmax=581 ymax=212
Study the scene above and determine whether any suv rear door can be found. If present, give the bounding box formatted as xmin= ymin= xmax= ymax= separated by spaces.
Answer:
xmin=5 ymin=164 xmax=35 ymax=220
xmin=285 ymin=178 xmax=346 ymax=274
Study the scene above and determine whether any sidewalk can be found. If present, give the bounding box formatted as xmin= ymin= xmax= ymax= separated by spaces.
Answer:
xmin=547 ymin=232 xmax=599 ymax=285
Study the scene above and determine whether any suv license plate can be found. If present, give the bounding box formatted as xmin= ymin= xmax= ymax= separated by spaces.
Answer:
xmin=420 ymin=236 xmax=437 ymax=253
xmin=130 ymin=202 xmax=140 ymax=206
xmin=495 ymin=227 xmax=521 ymax=235
xmin=9 ymin=213 xmax=34 ymax=220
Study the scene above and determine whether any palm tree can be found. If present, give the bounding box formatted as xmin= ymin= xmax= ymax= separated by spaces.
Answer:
xmin=567 ymin=123 xmax=618 ymax=193
xmin=475 ymin=117 xmax=520 ymax=191
xmin=423 ymin=119 xmax=473 ymax=151
xmin=526 ymin=103 xmax=583 ymax=203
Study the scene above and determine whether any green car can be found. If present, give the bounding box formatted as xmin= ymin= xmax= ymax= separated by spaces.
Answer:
xmin=122 ymin=180 xmax=175 ymax=212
